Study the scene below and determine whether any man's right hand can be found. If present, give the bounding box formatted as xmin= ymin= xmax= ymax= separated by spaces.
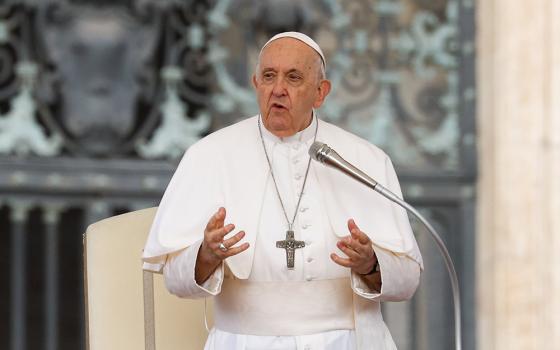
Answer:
xmin=195 ymin=207 xmax=249 ymax=284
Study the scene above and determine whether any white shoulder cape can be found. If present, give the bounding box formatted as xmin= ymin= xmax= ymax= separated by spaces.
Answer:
xmin=143 ymin=116 xmax=423 ymax=276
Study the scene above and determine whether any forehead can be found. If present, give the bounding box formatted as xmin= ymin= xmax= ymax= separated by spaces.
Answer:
xmin=259 ymin=38 xmax=320 ymax=73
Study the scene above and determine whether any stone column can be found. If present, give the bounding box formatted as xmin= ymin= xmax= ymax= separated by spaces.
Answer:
xmin=477 ymin=0 xmax=560 ymax=349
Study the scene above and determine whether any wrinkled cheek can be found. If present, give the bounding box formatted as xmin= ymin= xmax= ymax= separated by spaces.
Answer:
xmin=256 ymin=89 xmax=270 ymax=102
xmin=254 ymin=92 xmax=265 ymax=107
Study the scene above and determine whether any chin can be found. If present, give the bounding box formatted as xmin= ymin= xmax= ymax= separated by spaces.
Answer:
xmin=268 ymin=125 xmax=290 ymax=135
xmin=264 ymin=115 xmax=288 ymax=128
xmin=264 ymin=123 xmax=294 ymax=137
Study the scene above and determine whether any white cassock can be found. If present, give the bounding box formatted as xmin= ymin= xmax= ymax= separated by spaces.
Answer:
xmin=143 ymin=114 xmax=423 ymax=350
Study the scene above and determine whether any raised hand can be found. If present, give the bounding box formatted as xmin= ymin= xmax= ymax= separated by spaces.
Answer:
xmin=195 ymin=207 xmax=249 ymax=283
xmin=331 ymin=219 xmax=377 ymax=276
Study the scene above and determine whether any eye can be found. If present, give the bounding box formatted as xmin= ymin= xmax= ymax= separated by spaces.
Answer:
xmin=287 ymin=73 xmax=303 ymax=84
xmin=288 ymin=73 xmax=302 ymax=81
xmin=262 ymin=72 xmax=275 ymax=81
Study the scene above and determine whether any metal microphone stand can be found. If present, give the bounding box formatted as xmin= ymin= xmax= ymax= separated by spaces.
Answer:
xmin=374 ymin=183 xmax=462 ymax=350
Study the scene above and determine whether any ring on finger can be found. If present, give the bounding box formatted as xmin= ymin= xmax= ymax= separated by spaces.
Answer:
xmin=218 ymin=242 xmax=228 ymax=252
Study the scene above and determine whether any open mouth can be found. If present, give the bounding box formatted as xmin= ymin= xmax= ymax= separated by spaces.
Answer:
xmin=270 ymin=102 xmax=287 ymax=111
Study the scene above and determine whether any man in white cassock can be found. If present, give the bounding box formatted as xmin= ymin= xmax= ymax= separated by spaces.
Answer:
xmin=142 ymin=31 xmax=423 ymax=350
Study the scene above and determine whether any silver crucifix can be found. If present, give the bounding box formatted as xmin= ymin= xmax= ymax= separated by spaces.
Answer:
xmin=276 ymin=230 xmax=305 ymax=269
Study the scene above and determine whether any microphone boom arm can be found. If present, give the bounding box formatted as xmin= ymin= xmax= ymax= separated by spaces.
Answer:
xmin=310 ymin=142 xmax=462 ymax=350
xmin=375 ymin=183 xmax=462 ymax=350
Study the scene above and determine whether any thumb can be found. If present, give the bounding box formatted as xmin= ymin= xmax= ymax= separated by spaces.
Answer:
xmin=207 ymin=207 xmax=226 ymax=230
xmin=215 ymin=207 xmax=226 ymax=228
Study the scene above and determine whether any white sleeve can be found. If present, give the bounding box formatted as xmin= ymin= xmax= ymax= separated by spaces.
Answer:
xmin=351 ymin=244 xmax=421 ymax=302
xmin=163 ymin=239 xmax=225 ymax=299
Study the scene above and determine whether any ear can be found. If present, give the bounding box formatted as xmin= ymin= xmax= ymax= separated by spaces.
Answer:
xmin=252 ymin=74 xmax=258 ymax=90
xmin=313 ymin=79 xmax=332 ymax=109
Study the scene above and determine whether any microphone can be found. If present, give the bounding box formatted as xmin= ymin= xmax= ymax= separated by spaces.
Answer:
xmin=309 ymin=141 xmax=463 ymax=350
xmin=309 ymin=141 xmax=378 ymax=191
xmin=308 ymin=141 xmax=400 ymax=204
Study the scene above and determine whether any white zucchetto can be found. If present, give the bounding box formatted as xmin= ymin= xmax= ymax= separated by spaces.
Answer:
xmin=260 ymin=31 xmax=326 ymax=70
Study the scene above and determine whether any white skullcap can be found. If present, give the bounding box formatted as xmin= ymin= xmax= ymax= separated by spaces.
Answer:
xmin=260 ymin=31 xmax=326 ymax=70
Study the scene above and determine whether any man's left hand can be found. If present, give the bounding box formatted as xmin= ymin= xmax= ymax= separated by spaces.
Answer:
xmin=331 ymin=219 xmax=377 ymax=275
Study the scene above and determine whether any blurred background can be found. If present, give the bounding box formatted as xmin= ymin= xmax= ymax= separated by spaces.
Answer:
xmin=0 ymin=0 xmax=558 ymax=349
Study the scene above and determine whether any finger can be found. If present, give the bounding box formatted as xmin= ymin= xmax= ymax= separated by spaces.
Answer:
xmin=215 ymin=207 xmax=226 ymax=228
xmin=330 ymin=253 xmax=354 ymax=268
xmin=222 ymin=242 xmax=250 ymax=258
xmin=347 ymin=218 xmax=359 ymax=233
xmin=205 ymin=208 xmax=221 ymax=231
xmin=353 ymin=229 xmax=371 ymax=245
xmin=345 ymin=235 xmax=369 ymax=256
xmin=208 ymin=223 xmax=235 ymax=243
xmin=348 ymin=219 xmax=370 ymax=245
xmin=336 ymin=240 xmax=361 ymax=260
xmin=206 ymin=207 xmax=226 ymax=231
xmin=349 ymin=226 xmax=369 ymax=245
xmin=222 ymin=230 xmax=246 ymax=248
xmin=339 ymin=236 xmax=360 ymax=254
xmin=342 ymin=235 xmax=371 ymax=258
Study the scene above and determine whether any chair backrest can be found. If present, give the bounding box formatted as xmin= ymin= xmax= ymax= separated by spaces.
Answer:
xmin=83 ymin=207 xmax=212 ymax=350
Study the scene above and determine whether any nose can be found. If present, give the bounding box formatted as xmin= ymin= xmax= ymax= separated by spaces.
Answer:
xmin=272 ymin=77 xmax=287 ymax=96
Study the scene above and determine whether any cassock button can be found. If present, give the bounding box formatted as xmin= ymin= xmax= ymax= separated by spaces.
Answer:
xmin=305 ymin=276 xmax=313 ymax=281
xmin=307 ymin=257 xmax=313 ymax=263
xmin=293 ymin=144 xmax=300 ymax=150
xmin=302 ymin=223 xmax=310 ymax=229
xmin=300 ymin=207 xmax=308 ymax=213
xmin=293 ymin=158 xmax=300 ymax=164
xmin=295 ymin=174 xmax=302 ymax=180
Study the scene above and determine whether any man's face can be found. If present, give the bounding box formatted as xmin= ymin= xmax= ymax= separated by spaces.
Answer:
xmin=252 ymin=38 xmax=331 ymax=137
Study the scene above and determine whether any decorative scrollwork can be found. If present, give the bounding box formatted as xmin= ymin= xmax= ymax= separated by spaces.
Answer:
xmin=0 ymin=0 xmax=472 ymax=172
xmin=136 ymin=66 xmax=210 ymax=159
xmin=0 ymin=4 xmax=62 ymax=157
xmin=0 ymin=62 xmax=62 ymax=156
xmin=197 ymin=0 xmax=467 ymax=171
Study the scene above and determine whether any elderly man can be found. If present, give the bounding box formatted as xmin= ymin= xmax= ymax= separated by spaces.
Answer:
xmin=143 ymin=32 xmax=423 ymax=350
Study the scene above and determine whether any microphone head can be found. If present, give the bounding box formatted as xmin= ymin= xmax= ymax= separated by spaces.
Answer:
xmin=309 ymin=141 xmax=330 ymax=163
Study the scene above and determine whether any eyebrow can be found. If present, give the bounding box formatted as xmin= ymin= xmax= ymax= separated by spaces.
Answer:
xmin=286 ymin=69 xmax=303 ymax=76
xmin=261 ymin=67 xmax=303 ymax=75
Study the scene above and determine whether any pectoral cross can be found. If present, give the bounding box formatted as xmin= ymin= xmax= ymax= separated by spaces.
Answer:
xmin=276 ymin=230 xmax=305 ymax=269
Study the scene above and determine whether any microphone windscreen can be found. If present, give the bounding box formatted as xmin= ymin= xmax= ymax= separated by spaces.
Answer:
xmin=308 ymin=141 xmax=326 ymax=161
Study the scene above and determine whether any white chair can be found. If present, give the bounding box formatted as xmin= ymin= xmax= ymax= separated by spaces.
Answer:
xmin=83 ymin=207 xmax=212 ymax=350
